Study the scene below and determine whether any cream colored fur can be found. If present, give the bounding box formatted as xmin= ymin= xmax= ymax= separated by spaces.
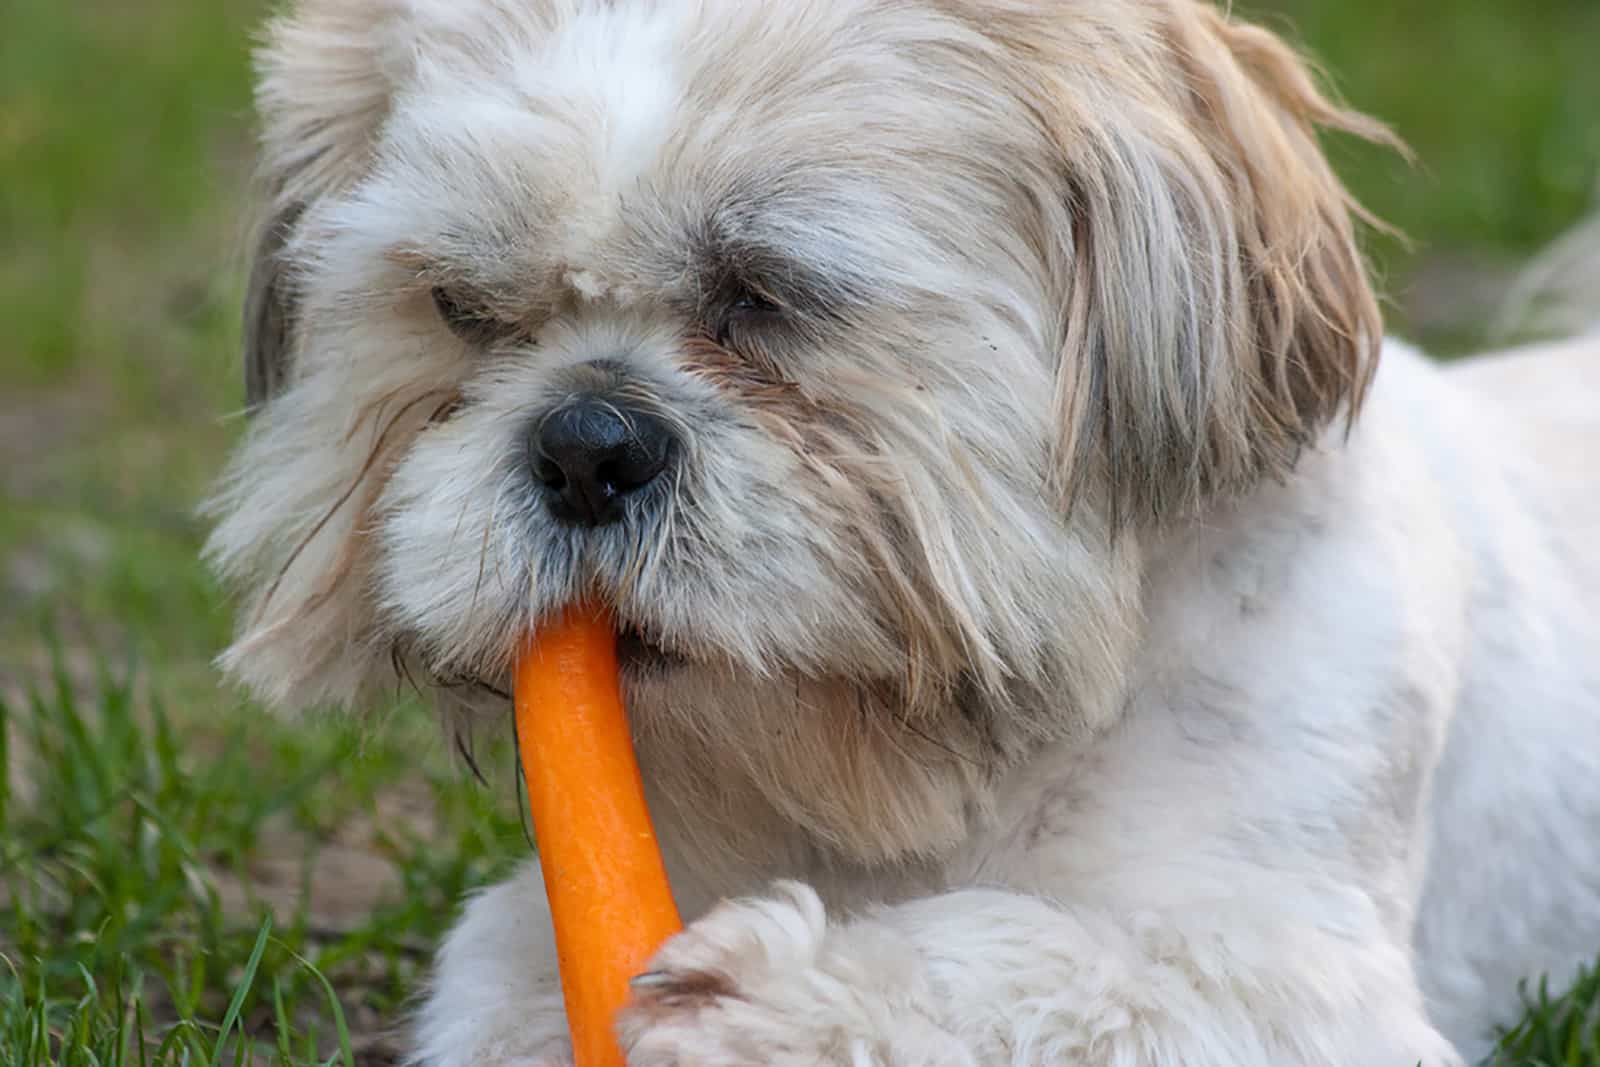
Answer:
xmin=204 ymin=0 xmax=1600 ymax=1063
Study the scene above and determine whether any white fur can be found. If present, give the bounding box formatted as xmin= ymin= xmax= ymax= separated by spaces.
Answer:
xmin=410 ymin=338 xmax=1600 ymax=1067
xmin=204 ymin=0 xmax=1600 ymax=1064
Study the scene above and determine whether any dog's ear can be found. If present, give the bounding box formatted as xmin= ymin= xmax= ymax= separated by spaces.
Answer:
xmin=241 ymin=0 xmax=406 ymax=411
xmin=1038 ymin=2 xmax=1398 ymax=522
xmin=206 ymin=1 xmax=418 ymax=710
xmin=243 ymin=202 xmax=302 ymax=410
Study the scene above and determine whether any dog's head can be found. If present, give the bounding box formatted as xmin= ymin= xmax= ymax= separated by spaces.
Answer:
xmin=207 ymin=0 xmax=1387 ymax=862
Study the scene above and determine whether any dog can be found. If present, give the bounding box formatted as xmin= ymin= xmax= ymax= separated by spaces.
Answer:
xmin=204 ymin=0 xmax=1600 ymax=1063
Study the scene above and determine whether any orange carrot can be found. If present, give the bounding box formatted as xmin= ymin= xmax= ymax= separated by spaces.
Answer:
xmin=514 ymin=604 xmax=683 ymax=1067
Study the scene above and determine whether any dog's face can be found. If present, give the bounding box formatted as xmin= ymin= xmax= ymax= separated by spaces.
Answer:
xmin=208 ymin=0 xmax=1384 ymax=862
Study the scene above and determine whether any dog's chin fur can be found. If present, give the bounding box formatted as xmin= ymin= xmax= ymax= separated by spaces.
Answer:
xmin=206 ymin=0 xmax=1600 ymax=1064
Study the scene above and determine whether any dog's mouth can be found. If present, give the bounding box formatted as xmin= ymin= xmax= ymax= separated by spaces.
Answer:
xmin=616 ymin=623 xmax=689 ymax=674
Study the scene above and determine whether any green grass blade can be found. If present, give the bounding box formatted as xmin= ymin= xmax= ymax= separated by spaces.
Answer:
xmin=277 ymin=943 xmax=353 ymax=1067
xmin=271 ymin=977 xmax=294 ymax=1066
xmin=0 ymin=690 xmax=11 ymax=834
xmin=135 ymin=992 xmax=149 ymax=1067
xmin=210 ymin=917 xmax=272 ymax=1065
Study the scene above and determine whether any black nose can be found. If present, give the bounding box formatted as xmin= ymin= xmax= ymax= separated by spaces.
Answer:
xmin=531 ymin=398 xmax=674 ymax=526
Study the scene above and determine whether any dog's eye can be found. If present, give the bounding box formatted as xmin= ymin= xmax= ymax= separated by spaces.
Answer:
xmin=715 ymin=286 xmax=782 ymax=346
xmin=431 ymin=286 xmax=510 ymax=347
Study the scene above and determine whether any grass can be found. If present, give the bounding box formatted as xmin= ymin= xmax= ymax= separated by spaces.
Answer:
xmin=1 ymin=652 xmax=527 ymax=1064
xmin=0 ymin=0 xmax=1596 ymax=1062
xmin=1495 ymin=965 xmax=1600 ymax=1067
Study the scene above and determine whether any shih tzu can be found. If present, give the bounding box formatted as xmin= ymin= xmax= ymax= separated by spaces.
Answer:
xmin=204 ymin=0 xmax=1600 ymax=1063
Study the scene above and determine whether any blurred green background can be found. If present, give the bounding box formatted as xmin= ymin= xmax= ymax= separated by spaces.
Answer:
xmin=1 ymin=0 xmax=1596 ymax=1062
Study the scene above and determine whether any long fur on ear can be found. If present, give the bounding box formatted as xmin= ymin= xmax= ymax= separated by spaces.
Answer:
xmin=254 ymin=0 xmax=408 ymax=215
xmin=243 ymin=201 xmax=302 ymax=409
xmin=240 ymin=0 xmax=409 ymax=410
xmin=991 ymin=0 xmax=1399 ymax=522
xmin=206 ymin=0 xmax=418 ymax=709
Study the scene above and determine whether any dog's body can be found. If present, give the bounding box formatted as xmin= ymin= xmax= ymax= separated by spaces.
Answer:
xmin=407 ymin=337 xmax=1600 ymax=1067
xmin=1409 ymin=337 xmax=1600 ymax=1051
xmin=206 ymin=0 xmax=1600 ymax=1062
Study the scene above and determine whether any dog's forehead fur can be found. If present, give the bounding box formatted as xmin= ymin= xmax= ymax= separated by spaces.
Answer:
xmin=353 ymin=0 xmax=1051 ymax=326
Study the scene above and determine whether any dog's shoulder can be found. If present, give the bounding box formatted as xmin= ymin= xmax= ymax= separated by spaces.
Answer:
xmin=1445 ymin=331 xmax=1600 ymax=431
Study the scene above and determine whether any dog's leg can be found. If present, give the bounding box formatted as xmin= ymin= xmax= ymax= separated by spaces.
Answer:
xmin=408 ymin=861 xmax=571 ymax=1067
xmin=617 ymin=881 xmax=1462 ymax=1067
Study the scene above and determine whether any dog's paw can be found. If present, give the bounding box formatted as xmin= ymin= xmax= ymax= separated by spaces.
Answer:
xmin=618 ymin=882 xmax=835 ymax=1066
xmin=618 ymin=882 xmax=960 ymax=1067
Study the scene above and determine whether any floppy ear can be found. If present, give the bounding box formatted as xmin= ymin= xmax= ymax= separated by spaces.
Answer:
xmin=1040 ymin=1 xmax=1397 ymax=522
xmin=243 ymin=202 xmax=302 ymax=409
xmin=206 ymin=0 xmax=420 ymax=710
xmin=240 ymin=0 xmax=406 ymax=410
